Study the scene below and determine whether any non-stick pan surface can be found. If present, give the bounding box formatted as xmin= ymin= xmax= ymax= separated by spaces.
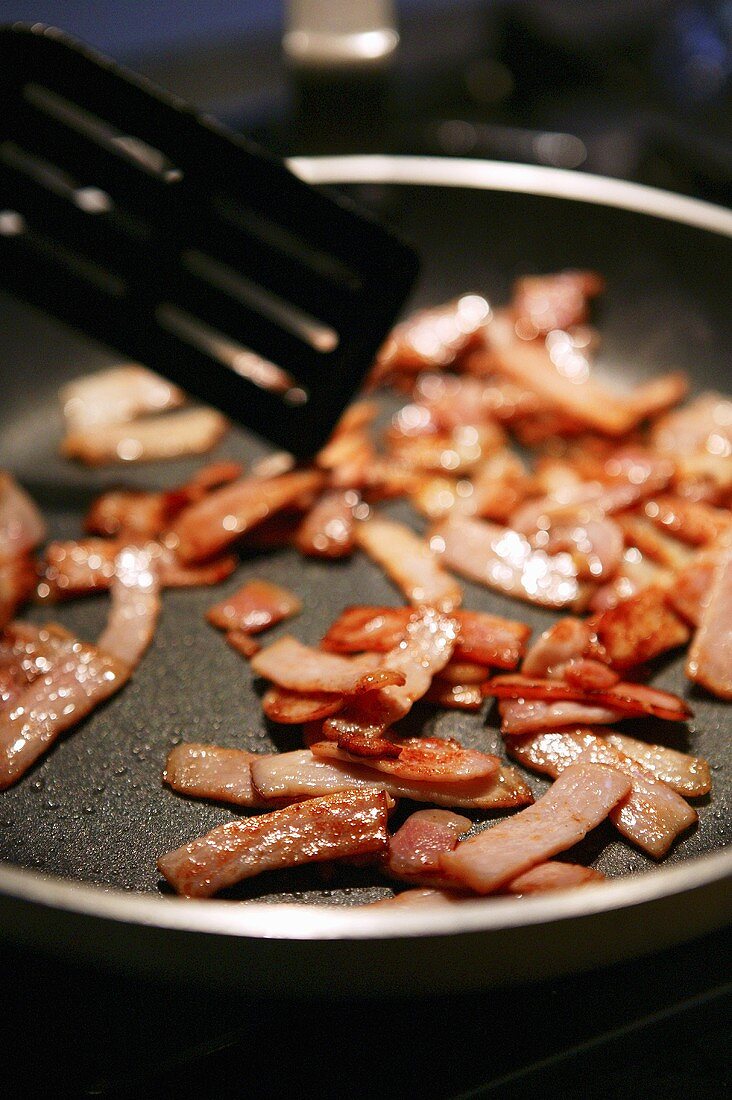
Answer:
xmin=0 ymin=158 xmax=730 ymax=994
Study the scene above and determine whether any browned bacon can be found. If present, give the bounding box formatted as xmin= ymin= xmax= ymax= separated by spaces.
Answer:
xmin=522 ymin=618 xmax=592 ymax=677
xmin=322 ymin=606 xmax=529 ymax=670
xmin=261 ymin=686 xmax=344 ymax=724
xmin=0 ymin=630 xmax=129 ymax=789
xmin=372 ymin=294 xmax=490 ymax=383
xmin=355 ymin=515 xmax=463 ymax=611
xmin=484 ymin=673 xmax=691 ymax=723
xmin=439 ymin=763 xmax=631 ymax=893
xmin=651 ymin=392 xmax=732 ymax=458
xmin=505 ymin=861 xmax=606 ymax=894
xmin=603 ymin=732 xmax=710 ymax=797
xmin=588 ymin=548 xmax=671 ymax=613
xmin=250 ymin=749 xmax=534 ymax=811
xmin=386 ymin=424 xmax=505 ymax=476
xmin=386 ymin=809 xmax=471 ymax=886
xmin=0 ymin=623 xmax=71 ymax=707
xmin=365 ymin=888 xmax=469 ymax=908
xmin=431 ymin=516 xmax=588 ymax=610
xmin=157 ymin=787 xmax=391 ymax=898
xmin=97 ymin=546 xmax=161 ymax=669
xmin=163 ymin=743 xmax=275 ymax=807
xmin=225 ymin=630 xmax=261 ymax=659
xmin=511 ymin=270 xmax=604 ymax=336
xmin=206 ymin=579 xmax=302 ymax=634
xmin=294 ymin=490 xmax=357 ymax=558
xmin=499 ymin=699 xmax=623 ymax=735
xmin=424 ymin=680 xmax=484 ymax=711
xmin=250 ymin=638 xmax=394 ymax=695
xmin=666 ymin=552 xmax=717 ymax=625
xmin=587 ymin=587 xmax=690 ymax=671
xmin=642 ymin=496 xmax=731 ymax=547
xmin=170 ymin=469 xmax=325 ymax=563
xmin=0 ymin=473 xmax=46 ymax=564
xmin=310 ymin=738 xmax=500 ymax=783
xmin=506 ymin=730 xmax=698 ymax=858
xmin=0 ymin=557 xmax=37 ymax=631
xmin=62 ymin=407 xmax=228 ymax=465
xmin=60 ymin=365 xmax=184 ymax=431
xmin=686 ymin=535 xmax=732 ymax=699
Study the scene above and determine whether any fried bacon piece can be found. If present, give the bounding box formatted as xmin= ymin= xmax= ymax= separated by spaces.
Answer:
xmin=484 ymin=673 xmax=691 ymax=723
xmin=250 ymin=749 xmax=534 ymax=811
xmin=511 ymin=270 xmax=604 ymax=336
xmin=665 ymin=552 xmax=717 ymax=626
xmin=97 ymin=546 xmax=161 ymax=669
xmin=157 ymin=788 xmax=391 ymax=898
xmin=163 ymin=744 xmax=275 ymax=807
xmin=686 ymin=536 xmax=732 ymax=699
xmin=261 ymin=686 xmax=344 ymax=725
xmin=615 ymin=514 xmax=693 ymax=571
xmin=0 ymin=472 xmax=46 ymax=564
xmin=322 ymin=606 xmax=529 ymax=670
xmin=355 ymin=515 xmax=463 ymax=611
xmin=250 ymin=638 xmax=396 ymax=695
xmin=424 ymin=680 xmax=484 ymax=711
xmin=386 ymin=424 xmax=505 ymax=476
xmin=41 ymin=538 xmax=236 ymax=597
xmin=440 ymin=763 xmax=631 ymax=893
xmin=60 ymin=365 xmax=184 ymax=431
xmin=0 ymin=622 xmax=72 ymax=707
xmin=366 ymin=888 xmax=470 ymax=908
xmin=62 ymin=407 xmax=228 ymax=466
xmin=479 ymin=311 xmax=686 ymax=436
xmin=84 ymin=461 xmax=244 ymax=537
xmin=206 ymin=579 xmax=302 ymax=634
xmin=310 ymin=738 xmax=500 ymax=784
xmin=294 ymin=490 xmax=357 ymax=559
xmin=431 ymin=516 xmax=588 ymax=610
xmin=226 ymin=630 xmax=261 ymax=659
xmin=0 ymin=557 xmax=37 ymax=631
xmin=642 ymin=496 xmax=731 ymax=547
xmin=651 ymin=392 xmax=732 ymax=458
xmin=587 ymin=586 xmax=690 ymax=671
xmin=0 ymin=629 xmax=130 ymax=789
xmin=372 ymin=294 xmax=490 ymax=383
xmin=499 ymin=698 xmax=623 ymax=735
xmin=386 ymin=809 xmax=471 ymax=886
xmin=604 ymin=733 xmax=711 ymax=797
xmin=170 ymin=469 xmax=325 ymax=563
xmin=522 ymin=618 xmax=592 ymax=677
xmin=588 ymin=548 xmax=671 ymax=613
xmin=506 ymin=861 xmax=606 ymax=894
xmin=507 ymin=730 xmax=698 ymax=858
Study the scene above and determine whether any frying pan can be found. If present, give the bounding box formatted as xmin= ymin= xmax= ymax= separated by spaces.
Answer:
xmin=0 ymin=157 xmax=730 ymax=996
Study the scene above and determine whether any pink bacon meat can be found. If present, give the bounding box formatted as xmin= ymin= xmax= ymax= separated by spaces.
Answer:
xmin=170 ymin=469 xmax=325 ymax=563
xmin=0 ymin=472 xmax=46 ymax=564
xmin=511 ymin=270 xmax=604 ymax=336
xmin=0 ymin=629 xmax=130 ymax=789
xmin=60 ymin=365 xmax=184 ymax=431
xmin=250 ymin=637 xmax=399 ymax=695
xmin=499 ymin=699 xmax=623 ymax=735
xmin=355 ymin=514 xmax=463 ymax=611
xmin=484 ymin=673 xmax=691 ymax=723
xmin=250 ymin=749 xmax=533 ymax=811
xmin=62 ymin=407 xmax=228 ymax=466
xmin=439 ymin=763 xmax=631 ymax=893
xmin=431 ymin=515 xmax=588 ymax=610
xmin=294 ymin=490 xmax=357 ymax=559
xmin=603 ymin=733 xmax=711 ymax=797
xmin=506 ymin=861 xmax=606 ymax=894
xmin=686 ymin=535 xmax=732 ymax=699
xmin=587 ymin=587 xmax=690 ymax=671
xmin=97 ymin=546 xmax=161 ymax=669
xmin=163 ymin=743 xmax=274 ymax=808
xmin=207 ymin=579 xmax=301 ymax=634
xmin=157 ymin=787 xmax=391 ymax=898
xmin=310 ymin=738 xmax=500 ymax=783
xmin=507 ymin=730 xmax=698 ymax=858
xmin=386 ymin=809 xmax=472 ymax=887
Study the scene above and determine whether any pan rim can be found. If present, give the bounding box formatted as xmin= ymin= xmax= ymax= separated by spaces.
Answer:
xmin=0 ymin=155 xmax=729 ymax=946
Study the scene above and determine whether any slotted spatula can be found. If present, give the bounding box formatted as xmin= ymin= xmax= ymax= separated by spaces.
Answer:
xmin=0 ymin=24 xmax=418 ymax=458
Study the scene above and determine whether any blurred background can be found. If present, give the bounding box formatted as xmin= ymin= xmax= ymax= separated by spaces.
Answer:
xmin=4 ymin=0 xmax=731 ymax=204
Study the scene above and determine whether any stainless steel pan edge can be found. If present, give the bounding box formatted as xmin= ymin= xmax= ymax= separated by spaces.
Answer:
xmin=0 ymin=157 xmax=730 ymax=993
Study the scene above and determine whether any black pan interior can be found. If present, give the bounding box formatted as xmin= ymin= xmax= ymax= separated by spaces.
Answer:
xmin=0 ymin=181 xmax=730 ymax=903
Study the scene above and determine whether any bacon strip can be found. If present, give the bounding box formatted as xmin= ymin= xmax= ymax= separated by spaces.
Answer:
xmin=587 ymin=587 xmax=690 ymax=671
xmin=440 ymin=763 xmax=631 ymax=893
xmin=0 ymin=472 xmax=46 ymax=564
xmin=0 ymin=557 xmax=37 ymax=631
xmin=261 ymin=686 xmax=344 ymax=725
xmin=424 ymin=681 xmax=484 ymax=711
xmin=506 ymin=730 xmax=698 ymax=858
xmin=604 ymin=733 xmax=711 ymax=797
xmin=97 ymin=546 xmax=161 ymax=669
xmin=372 ymin=294 xmax=490 ymax=382
xmin=0 ymin=631 xmax=129 ymax=789
xmin=310 ymin=738 xmax=500 ymax=784
xmin=62 ymin=407 xmax=228 ymax=466
xmin=250 ymin=749 xmax=534 ymax=811
xmin=60 ymin=365 xmax=184 ymax=431
xmin=499 ymin=698 xmax=623 ymax=735
xmin=651 ymin=392 xmax=732 ymax=457
xmin=386 ymin=424 xmax=505 ymax=476
xmin=511 ymin=270 xmax=604 ymax=335
xmin=484 ymin=673 xmax=691 ymax=723
xmin=366 ymin=888 xmax=470 ymax=908
xmin=322 ymin=606 xmax=529 ymax=670
xmin=506 ymin=861 xmax=606 ymax=894
xmin=686 ymin=536 xmax=732 ymax=699
xmin=206 ymin=579 xmax=302 ymax=634
xmin=294 ymin=490 xmax=357 ymax=558
xmin=250 ymin=638 xmax=391 ymax=695
xmin=643 ymin=496 xmax=731 ymax=547
xmin=386 ymin=809 xmax=471 ymax=886
xmin=171 ymin=469 xmax=325 ymax=563
xmin=157 ymin=788 xmax=391 ymax=898
xmin=355 ymin=515 xmax=463 ymax=611
xmin=163 ymin=744 xmax=275 ymax=807
xmin=666 ymin=552 xmax=717 ymax=626
xmin=522 ymin=618 xmax=592 ymax=677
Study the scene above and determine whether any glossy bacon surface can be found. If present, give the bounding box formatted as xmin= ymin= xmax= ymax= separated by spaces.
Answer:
xmin=97 ymin=546 xmax=161 ymax=669
xmin=484 ymin=673 xmax=691 ymax=723
xmin=310 ymin=738 xmax=500 ymax=784
xmin=355 ymin=515 xmax=463 ymax=611
xmin=158 ymin=788 xmax=391 ymax=898
xmin=440 ymin=763 xmax=631 ymax=893
xmin=62 ymin=407 xmax=228 ymax=466
xmin=207 ymin=579 xmax=302 ymax=634
xmin=163 ymin=743 xmax=274 ymax=807
xmin=386 ymin=809 xmax=471 ymax=886
xmin=250 ymin=638 xmax=390 ymax=695
xmin=686 ymin=536 xmax=732 ymax=699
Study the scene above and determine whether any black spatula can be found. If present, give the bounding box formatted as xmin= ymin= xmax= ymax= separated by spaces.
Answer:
xmin=0 ymin=24 xmax=418 ymax=458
